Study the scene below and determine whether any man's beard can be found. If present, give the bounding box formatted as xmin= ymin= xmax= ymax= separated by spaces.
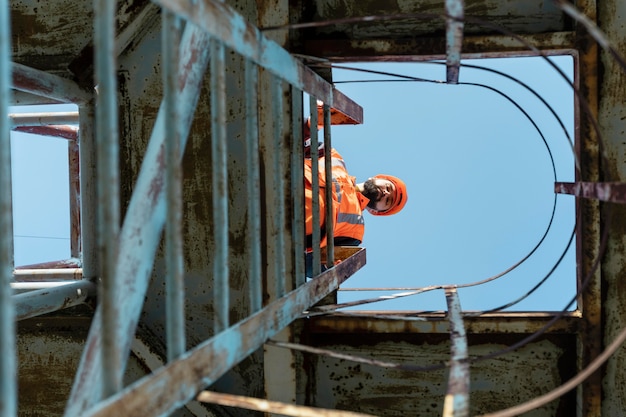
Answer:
xmin=362 ymin=179 xmax=380 ymax=210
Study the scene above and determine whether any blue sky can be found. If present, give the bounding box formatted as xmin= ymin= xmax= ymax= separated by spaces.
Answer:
xmin=327 ymin=56 xmax=576 ymax=312
xmin=11 ymin=106 xmax=72 ymax=266
xmin=11 ymin=55 xmax=576 ymax=313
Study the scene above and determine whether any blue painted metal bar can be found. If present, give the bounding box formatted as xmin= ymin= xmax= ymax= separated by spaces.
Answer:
xmin=153 ymin=0 xmax=362 ymax=121
xmin=211 ymin=37 xmax=229 ymax=333
xmin=65 ymin=25 xmax=213 ymax=417
xmin=445 ymin=0 xmax=464 ymax=84
xmin=273 ymin=75 xmax=286 ymax=296
xmin=163 ymin=10 xmax=185 ymax=361
xmin=443 ymin=287 xmax=469 ymax=417
xmin=0 ymin=0 xmax=16 ymax=414
xmin=14 ymin=280 xmax=96 ymax=321
xmin=78 ymin=104 xmax=98 ymax=282
xmin=83 ymin=249 xmax=366 ymax=417
xmin=11 ymin=62 xmax=91 ymax=104
xmin=322 ymin=104 xmax=334 ymax=269
xmin=309 ymin=95 xmax=321 ymax=277
xmin=291 ymin=90 xmax=305 ymax=286
xmin=245 ymin=59 xmax=262 ymax=312
xmin=94 ymin=0 xmax=122 ymax=397
xmin=9 ymin=111 xmax=79 ymax=127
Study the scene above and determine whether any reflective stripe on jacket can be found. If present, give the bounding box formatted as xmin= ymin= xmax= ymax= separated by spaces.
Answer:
xmin=304 ymin=149 xmax=368 ymax=248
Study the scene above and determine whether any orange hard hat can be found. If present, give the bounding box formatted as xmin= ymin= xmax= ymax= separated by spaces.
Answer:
xmin=369 ymin=174 xmax=408 ymax=216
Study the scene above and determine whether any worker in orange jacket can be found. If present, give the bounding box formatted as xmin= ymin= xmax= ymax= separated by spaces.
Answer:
xmin=303 ymin=122 xmax=408 ymax=251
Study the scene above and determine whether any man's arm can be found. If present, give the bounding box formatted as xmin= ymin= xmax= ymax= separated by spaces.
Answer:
xmin=333 ymin=236 xmax=361 ymax=246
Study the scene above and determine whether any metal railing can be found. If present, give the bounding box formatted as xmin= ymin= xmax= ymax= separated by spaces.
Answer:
xmin=2 ymin=0 xmax=365 ymax=416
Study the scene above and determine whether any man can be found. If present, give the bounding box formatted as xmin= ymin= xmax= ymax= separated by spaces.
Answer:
xmin=304 ymin=127 xmax=408 ymax=250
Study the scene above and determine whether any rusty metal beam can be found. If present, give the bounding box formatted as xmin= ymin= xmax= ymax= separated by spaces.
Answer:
xmin=153 ymin=0 xmax=363 ymax=124
xmin=64 ymin=24 xmax=213 ymax=417
xmin=555 ymin=181 xmax=626 ymax=203
xmin=14 ymin=280 xmax=95 ymax=321
xmin=12 ymin=125 xmax=78 ymax=140
xmin=11 ymin=63 xmax=91 ymax=104
xmin=305 ymin=312 xmax=581 ymax=335
xmin=445 ymin=0 xmax=464 ymax=84
xmin=302 ymin=32 xmax=575 ymax=62
xmin=82 ymin=249 xmax=365 ymax=417
xmin=443 ymin=288 xmax=469 ymax=417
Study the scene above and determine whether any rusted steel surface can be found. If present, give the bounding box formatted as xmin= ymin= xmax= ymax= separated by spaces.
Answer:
xmin=305 ymin=331 xmax=573 ymax=416
xmin=595 ymin=0 xmax=626 ymax=415
xmin=65 ymin=24 xmax=213 ymax=417
xmin=14 ymin=258 xmax=81 ymax=271
xmin=300 ymin=0 xmax=565 ymax=44
xmin=246 ymin=59 xmax=262 ymax=312
xmin=442 ymin=288 xmax=469 ymax=417
xmin=69 ymin=136 xmax=81 ymax=258
xmin=555 ymin=181 xmax=626 ymax=203
xmin=1 ymin=0 xmax=16 ymax=413
xmin=11 ymin=63 xmax=91 ymax=104
xmin=302 ymin=33 xmax=576 ymax=62
xmin=14 ymin=280 xmax=95 ymax=321
xmin=304 ymin=313 xmax=581 ymax=335
xmin=13 ymin=124 xmax=77 ymax=140
xmin=153 ymin=0 xmax=363 ymax=121
xmin=82 ymin=249 xmax=365 ymax=417
xmin=445 ymin=0 xmax=464 ymax=84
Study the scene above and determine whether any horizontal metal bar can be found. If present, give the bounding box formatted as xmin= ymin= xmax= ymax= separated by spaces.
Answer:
xmin=14 ymin=280 xmax=95 ymax=321
xmin=14 ymin=258 xmax=81 ymax=270
xmin=196 ymin=390 xmax=376 ymax=417
xmin=83 ymin=249 xmax=365 ymax=417
xmin=555 ymin=181 xmax=626 ymax=203
xmin=153 ymin=0 xmax=363 ymax=122
xmin=9 ymin=111 xmax=79 ymax=127
xmin=13 ymin=125 xmax=78 ymax=140
xmin=13 ymin=268 xmax=83 ymax=281
xmin=12 ymin=63 xmax=91 ymax=104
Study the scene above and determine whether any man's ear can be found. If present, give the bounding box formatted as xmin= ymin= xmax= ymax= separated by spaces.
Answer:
xmin=365 ymin=207 xmax=377 ymax=215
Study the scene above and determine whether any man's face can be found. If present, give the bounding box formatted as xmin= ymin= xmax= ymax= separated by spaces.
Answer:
xmin=362 ymin=178 xmax=396 ymax=213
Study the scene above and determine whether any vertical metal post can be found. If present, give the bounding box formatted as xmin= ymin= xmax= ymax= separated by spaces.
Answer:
xmin=0 ymin=0 xmax=16 ymax=413
xmin=163 ymin=10 xmax=185 ymax=360
xmin=322 ymin=104 xmax=334 ymax=269
xmin=78 ymin=104 xmax=97 ymax=280
xmin=443 ymin=287 xmax=470 ymax=417
xmin=245 ymin=59 xmax=262 ymax=312
xmin=272 ymin=75 xmax=286 ymax=296
xmin=69 ymin=136 xmax=81 ymax=258
xmin=211 ymin=38 xmax=228 ymax=333
xmin=94 ymin=0 xmax=121 ymax=397
xmin=309 ymin=95 xmax=321 ymax=276
xmin=291 ymin=90 xmax=305 ymax=286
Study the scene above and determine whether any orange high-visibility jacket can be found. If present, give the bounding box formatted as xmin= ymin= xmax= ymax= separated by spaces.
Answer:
xmin=304 ymin=149 xmax=369 ymax=248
